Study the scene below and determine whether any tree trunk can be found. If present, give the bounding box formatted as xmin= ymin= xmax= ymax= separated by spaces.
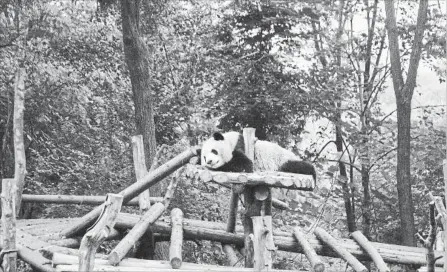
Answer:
xmin=334 ymin=0 xmax=356 ymax=233
xmin=336 ymin=126 xmax=356 ymax=232
xmin=384 ymin=0 xmax=428 ymax=247
xmin=121 ymin=0 xmax=158 ymax=260
xmin=121 ymin=0 xmax=157 ymax=176
xmin=359 ymin=0 xmax=379 ymax=241
xmin=395 ymin=100 xmax=415 ymax=245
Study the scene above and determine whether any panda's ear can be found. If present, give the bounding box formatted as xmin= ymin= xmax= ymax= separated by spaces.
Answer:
xmin=213 ymin=132 xmax=225 ymax=141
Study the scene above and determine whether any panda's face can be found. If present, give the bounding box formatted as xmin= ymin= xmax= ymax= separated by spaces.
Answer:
xmin=201 ymin=133 xmax=233 ymax=169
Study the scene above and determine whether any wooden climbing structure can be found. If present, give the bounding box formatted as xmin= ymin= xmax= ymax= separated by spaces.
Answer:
xmin=1 ymin=127 xmax=446 ymax=271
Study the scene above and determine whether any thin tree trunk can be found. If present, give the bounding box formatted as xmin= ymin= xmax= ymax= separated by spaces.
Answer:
xmin=309 ymin=2 xmax=355 ymax=232
xmin=334 ymin=0 xmax=356 ymax=233
xmin=359 ymin=0 xmax=379 ymax=241
xmin=384 ymin=0 xmax=428 ymax=247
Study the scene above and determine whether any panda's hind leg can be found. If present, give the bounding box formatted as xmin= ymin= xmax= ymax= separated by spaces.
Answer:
xmin=279 ymin=160 xmax=316 ymax=180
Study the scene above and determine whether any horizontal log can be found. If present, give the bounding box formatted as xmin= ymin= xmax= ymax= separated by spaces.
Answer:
xmin=53 ymin=253 xmax=291 ymax=271
xmin=114 ymin=213 xmax=444 ymax=267
xmin=22 ymin=194 xmax=163 ymax=206
xmin=198 ymin=169 xmax=314 ymax=191
xmin=6 ymin=230 xmax=58 ymax=272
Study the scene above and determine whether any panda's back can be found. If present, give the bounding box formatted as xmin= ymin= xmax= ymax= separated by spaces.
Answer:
xmin=253 ymin=140 xmax=300 ymax=171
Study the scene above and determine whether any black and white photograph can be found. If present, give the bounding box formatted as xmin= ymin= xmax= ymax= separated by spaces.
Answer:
xmin=0 ymin=0 xmax=446 ymax=271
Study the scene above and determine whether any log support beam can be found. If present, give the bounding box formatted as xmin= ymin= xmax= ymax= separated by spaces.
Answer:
xmin=108 ymin=202 xmax=165 ymax=265
xmin=79 ymin=194 xmax=123 ymax=271
xmin=169 ymin=208 xmax=183 ymax=269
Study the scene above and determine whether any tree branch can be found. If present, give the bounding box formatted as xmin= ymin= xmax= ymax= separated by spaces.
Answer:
xmin=384 ymin=1 xmax=405 ymax=98
xmin=404 ymin=0 xmax=429 ymax=97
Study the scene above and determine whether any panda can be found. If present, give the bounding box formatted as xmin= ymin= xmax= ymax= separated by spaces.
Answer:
xmin=199 ymin=131 xmax=316 ymax=180
xmin=199 ymin=131 xmax=253 ymax=173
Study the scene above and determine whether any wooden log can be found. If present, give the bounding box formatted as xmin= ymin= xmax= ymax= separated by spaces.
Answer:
xmin=79 ymin=194 xmax=123 ymax=272
xmin=42 ymin=246 xmax=108 ymax=260
xmin=252 ymin=216 xmax=275 ymax=271
xmin=254 ymin=185 xmax=270 ymax=201
xmin=223 ymin=190 xmax=240 ymax=266
xmin=16 ymin=246 xmax=55 ymax=272
xmin=132 ymin=136 xmax=164 ymax=259
xmin=222 ymin=245 xmax=239 ymax=266
xmin=199 ymin=169 xmax=314 ymax=191
xmin=60 ymin=146 xmax=199 ymax=238
xmin=132 ymin=135 xmax=151 ymax=212
xmin=428 ymin=191 xmax=447 ymax=271
xmin=114 ymin=212 xmax=445 ymax=266
xmin=351 ymin=231 xmax=389 ymax=272
xmin=55 ymin=264 xmax=293 ymax=272
xmin=108 ymin=202 xmax=165 ymax=265
xmin=53 ymin=253 xmax=293 ymax=271
xmin=22 ymin=194 xmax=162 ymax=206
xmin=443 ymin=159 xmax=447 ymax=271
xmin=415 ymin=203 xmax=437 ymax=272
xmin=212 ymin=181 xmax=288 ymax=210
xmin=242 ymin=128 xmax=257 ymax=268
xmin=226 ymin=191 xmax=239 ymax=234
xmin=243 ymin=128 xmax=256 ymax=162
xmin=169 ymin=208 xmax=183 ymax=269
xmin=3 ymin=230 xmax=57 ymax=272
xmin=13 ymin=68 xmax=27 ymax=215
xmin=13 ymin=214 xmax=445 ymax=267
xmin=293 ymin=228 xmax=324 ymax=272
xmin=1 ymin=178 xmax=17 ymax=272
xmin=163 ymin=168 xmax=183 ymax=208
xmin=41 ymin=228 xmax=121 ymax=247
xmin=314 ymin=227 xmax=367 ymax=272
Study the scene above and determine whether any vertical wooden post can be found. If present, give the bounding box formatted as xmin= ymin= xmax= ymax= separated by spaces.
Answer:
xmin=132 ymin=135 xmax=158 ymax=259
xmin=442 ymin=58 xmax=447 ymax=266
xmin=79 ymin=194 xmax=123 ymax=272
xmin=132 ymin=135 xmax=151 ymax=212
xmin=12 ymin=68 xmax=26 ymax=216
xmin=443 ymin=162 xmax=447 ymax=270
xmin=169 ymin=208 xmax=183 ymax=269
xmin=242 ymin=128 xmax=274 ymax=270
xmin=242 ymin=128 xmax=257 ymax=268
xmin=1 ymin=178 xmax=17 ymax=272
xmin=252 ymin=216 xmax=275 ymax=270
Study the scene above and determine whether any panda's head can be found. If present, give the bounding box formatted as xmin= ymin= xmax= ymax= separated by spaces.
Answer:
xmin=200 ymin=132 xmax=238 ymax=169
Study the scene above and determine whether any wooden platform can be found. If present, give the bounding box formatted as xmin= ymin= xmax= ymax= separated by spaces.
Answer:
xmin=8 ymin=215 xmax=445 ymax=268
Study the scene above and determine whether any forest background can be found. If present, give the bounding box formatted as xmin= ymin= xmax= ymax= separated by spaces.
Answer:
xmin=0 ymin=0 xmax=446 ymax=270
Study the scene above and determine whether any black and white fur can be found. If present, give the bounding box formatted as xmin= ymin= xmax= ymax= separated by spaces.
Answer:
xmin=200 ymin=132 xmax=253 ymax=173
xmin=200 ymin=132 xmax=316 ymax=180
